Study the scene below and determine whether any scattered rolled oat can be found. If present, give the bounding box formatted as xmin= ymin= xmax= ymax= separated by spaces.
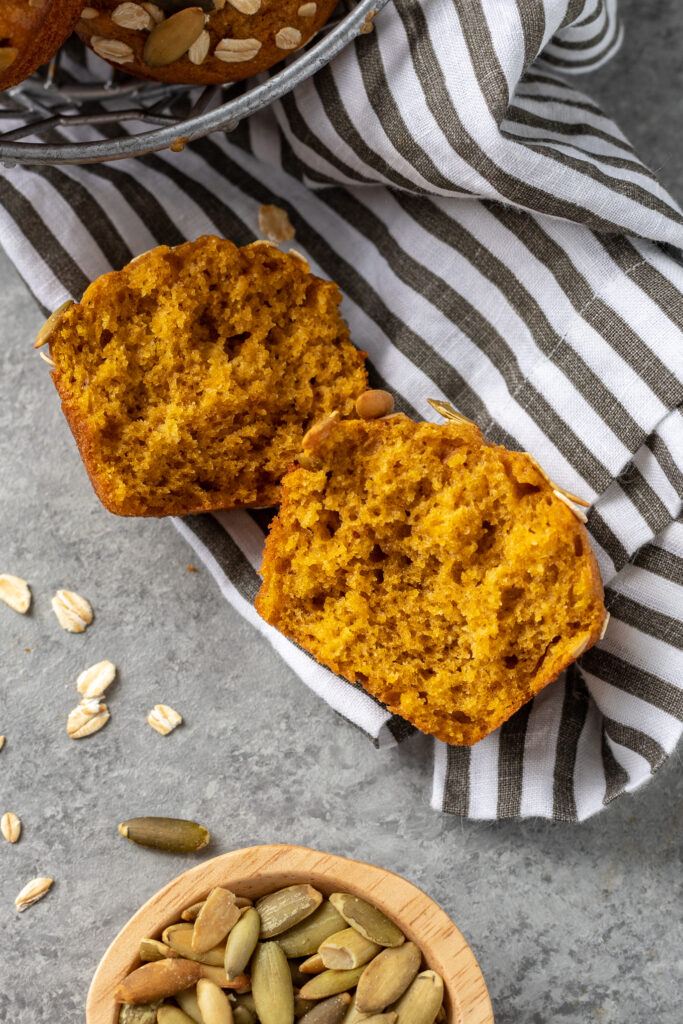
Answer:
xmin=15 ymin=876 xmax=53 ymax=912
xmin=0 ymin=736 xmax=5 ymax=752
xmin=76 ymin=660 xmax=116 ymax=699
xmin=214 ymin=37 xmax=262 ymax=63
xmin=258 ymin=204 xmax=296 ymax=243
xmin=0 ymin=574 xmax=31 ymax=614
xmin=147 ymin=704 xmax=183 ymax=736
xmin=142 ymin=2 xmax=165 ymax=23
xmin=112 ymin=1 xmax=153 ymax=30
xmin=51 ymin=589 xmax=93 ymax=633
xmin=188 ymin=29 xmax=210 ymax=65
xmin=90 ymin=36 xmax=136 ymax=64
xmin=227 ymin=0 xmax=261 ymax=11
xmin=275 ymin=26 xmax=302 ymax=49
xmin=80 ymin=6 xmax=100 ymax=18
xmin=1 ymin=812 xmax=21 ymax=844
xmin=67 ymin=700 xmax=110 ymax=739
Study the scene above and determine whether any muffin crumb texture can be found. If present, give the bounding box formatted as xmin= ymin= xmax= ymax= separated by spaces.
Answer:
xmin=256 ymin=418 xmax=606 ymax=745
xmin=47 ymin=236 xmax=367 ymax=516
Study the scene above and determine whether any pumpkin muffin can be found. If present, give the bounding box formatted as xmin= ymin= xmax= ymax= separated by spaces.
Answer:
xmin=256 ymin=404 xmax=607 ymax=746
xmin=39 ymin=236 xmax=367 ymax=516
xmin=0 ymin=0 xmax=84 ymax=91
xmin=76 ymin=0 xmax=339 ymax=85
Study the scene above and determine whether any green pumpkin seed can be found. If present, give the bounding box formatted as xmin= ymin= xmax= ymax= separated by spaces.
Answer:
xmin=34 ymin=299 xmax=74 ymax=348
xmin=232 ymin=994 xmax=257 ymax=1015
xmin=295 ymin=998 xmax=318 ymax=1019
xmin=289 ymin=958 xmax=314 ymax=987
xmin=225 ymin=907 xmax=261 ymax=980
xmin=182 ymin=896 xmax=249 ymax=923
xmin=181 ymin=901 xmax=206 ymax=922
xmin=392 ymin=972 xmax=444 ymax=1024
xmin=320 ymin=929 xmax=381 ymax=970
xmin=197 ymin=977 xmax=234 ymax=1024
xmin=329 ymin=896 xmax=404 ymax=949
xmin=200 ymin=964 xmax=249 ymax=989
xmin=158 ymin=1008 xmax=197 ymax=1024
xmin=233 ymin=1006 xmax=256 ymax=1024
xmin=252 ymin=942 xmax=294 ymax=1024
xmin=163 ymin=924 xmax=226 ymax=966
xmin=298 ymin=967 xmax=367 ymax=1001
xmin=162 ymin=923 xmax=188 ymax=944
xmin=357 ymin=1015 xmax=397 ymax=1024
xmin=143 ymin=6 xmax=205 ymax=66
xmin=115 ymin=958 xmax=203 ymax=1003
xmin=118 ymin=1005 xmax=161 ymax=1024
xmin=176 ymin=987 xmax=203 ymax=1023
xmin=341 ymin=991 xmax=367 ymax=1024
xmin=355 ymin=945 xmax=420 ymax=1014
xmin=299 ymin=952 xmax=325 ymax=975
xmin=193 ymin=888 xmax=240 ymax=953
xmin=277 ymin=902 xmax=346 ymax=957
xmin=298 ymin=994 xmax=352 ymax=1024
xmin=256 ymin=885 xmax=323 ymax=939
xmin=342 ymin=998 xmax=398 ymax=1024
xmin=139 ymin=938 xmax=177 ymax=962
xmin=118 ymin=817 xmax=210 ymax=853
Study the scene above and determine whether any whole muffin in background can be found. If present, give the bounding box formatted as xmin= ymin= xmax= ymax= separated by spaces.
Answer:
xmin=256 ymin=410 xmax=607 ymax=746
xmin=40 ymin=236 xmax=368 ymax=516
xmin=76 ymin=0 xmax=339 ymax=85
xmin=0 ymin=0 xmax=84 ymax=91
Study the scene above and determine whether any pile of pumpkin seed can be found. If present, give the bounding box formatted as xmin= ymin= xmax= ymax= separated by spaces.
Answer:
xmin=117 ymin=884 xmax=446 ymax=1024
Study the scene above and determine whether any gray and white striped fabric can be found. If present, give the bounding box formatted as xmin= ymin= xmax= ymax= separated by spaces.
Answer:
xmin=0 ymin=0 xmax=681 ymax=820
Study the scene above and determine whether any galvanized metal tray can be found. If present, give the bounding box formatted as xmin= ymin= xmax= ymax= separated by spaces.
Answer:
xmin=0 ymin=0 xmax=387 ymax=166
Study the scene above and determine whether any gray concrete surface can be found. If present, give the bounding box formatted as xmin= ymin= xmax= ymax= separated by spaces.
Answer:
xmin=585 ymin=0 xmax=683 ymax=207
xmin=0 ymin=2 xmax=682 ymax=1022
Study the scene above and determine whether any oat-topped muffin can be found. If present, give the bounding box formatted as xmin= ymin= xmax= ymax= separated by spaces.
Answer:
xmin=39 ymin=236 xmax=367 ymax=516
xmin=76 ymin=0 xmax=339 ymax=85
xmin=0 ymin=0 xmax=84 ymax=91
xmin=256 ymin=406 xmax=607 ymax=746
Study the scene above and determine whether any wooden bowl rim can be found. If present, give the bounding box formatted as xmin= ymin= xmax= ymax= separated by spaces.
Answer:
xmin=86 ymin=843 xmax=494 ymax=1024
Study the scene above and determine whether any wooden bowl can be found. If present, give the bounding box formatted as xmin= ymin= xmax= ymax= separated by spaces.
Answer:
xmin=86 ymin=844 xmax=494 ymax=1024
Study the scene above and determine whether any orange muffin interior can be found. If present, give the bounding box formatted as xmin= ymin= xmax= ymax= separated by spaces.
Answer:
xmin=47 ymin=237 xmax=367 ymax=516
xmin=256 ymin=417 xmax=606 ymax=745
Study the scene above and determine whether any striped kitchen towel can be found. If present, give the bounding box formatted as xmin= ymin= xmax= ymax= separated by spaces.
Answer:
xmin=0 ymin=0 xmax=681 ymax=820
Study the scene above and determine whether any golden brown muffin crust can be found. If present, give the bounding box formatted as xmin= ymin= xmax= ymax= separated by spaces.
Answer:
xmin=256 ymin=416 xmax=607 ymax=746
xmin=76 ymin=0 xmax=339 ymax=85
xmin=0 ymin=0 xmax=84 ymax=90
xmin=44 ymin=236 xmax=367 ymax=516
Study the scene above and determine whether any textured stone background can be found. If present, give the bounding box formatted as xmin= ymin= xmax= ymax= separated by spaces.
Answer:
xmin=0 ymin=3 xmax=681 ymax=1021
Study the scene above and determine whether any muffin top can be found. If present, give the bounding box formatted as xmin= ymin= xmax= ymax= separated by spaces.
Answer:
xmin=76 ymin=0 xmax=339 ymax=84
